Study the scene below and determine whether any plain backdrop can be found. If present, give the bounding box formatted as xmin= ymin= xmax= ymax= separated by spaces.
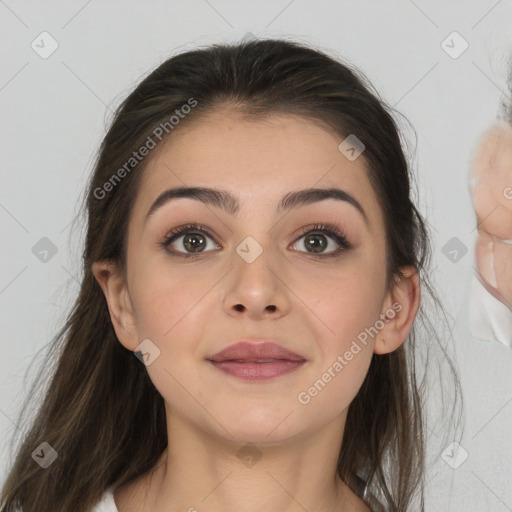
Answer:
xmin=1 ymin=1 xmax=512 ymax=510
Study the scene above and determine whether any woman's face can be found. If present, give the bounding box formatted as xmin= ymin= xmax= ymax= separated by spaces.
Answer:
xmin=110 ymin=111 xmax=393 ymax=443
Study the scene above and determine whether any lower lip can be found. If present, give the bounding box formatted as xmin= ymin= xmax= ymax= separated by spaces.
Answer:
xmin=208 ymin=360 xmax=305 ymax=380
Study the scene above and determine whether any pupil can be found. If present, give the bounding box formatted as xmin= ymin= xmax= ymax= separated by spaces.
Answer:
xmin=306 ymin=234 xmax=326 ymax=253
xmin=184 ymin=233 xmax=205 ymax=252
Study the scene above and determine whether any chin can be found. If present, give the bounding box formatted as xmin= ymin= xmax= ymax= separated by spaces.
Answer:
xmin=219 ymin=403 xmax=301 ymax=444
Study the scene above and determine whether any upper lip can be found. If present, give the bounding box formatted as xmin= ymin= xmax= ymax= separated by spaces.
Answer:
xmin=207 ymin=341 xmax=306 ymax=362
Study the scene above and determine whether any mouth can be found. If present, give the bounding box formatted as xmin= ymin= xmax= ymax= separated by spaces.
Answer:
xmin=206 ymin=341 xmax=307 ymax=381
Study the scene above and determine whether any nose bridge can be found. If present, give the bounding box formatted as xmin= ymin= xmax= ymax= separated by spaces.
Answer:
xmin=233 ymin=233 xmax=275 ymax=288
xmin=231 ymin=200 xmax=280 ymax=265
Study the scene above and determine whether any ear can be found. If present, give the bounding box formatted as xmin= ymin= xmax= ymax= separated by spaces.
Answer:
xmin=374 ymin=266 xmax=421 ymax=355
xmin=92 ymin=260 xmax=139 ymax=351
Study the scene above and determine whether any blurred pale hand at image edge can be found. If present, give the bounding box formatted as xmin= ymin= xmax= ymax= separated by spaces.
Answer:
xmin=469 ymin=121 xmax=512 ymax=346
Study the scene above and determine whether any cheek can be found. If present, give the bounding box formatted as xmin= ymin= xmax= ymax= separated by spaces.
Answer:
xmin=293 ymin=253 xmax=386 ymax=346
xmin=129 ymin=254 xmax=218 ymax=340
xmin=127 ymin=261 xmax=215 ymax=420
xmin=291 ymin=256 xmax=384 ymax=408
xmin=295 ymin=335 xmax=374 ymax=425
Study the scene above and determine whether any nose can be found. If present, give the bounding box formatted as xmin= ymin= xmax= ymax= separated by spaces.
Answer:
xmin=222 ymin=244 xmax=290 ymax=319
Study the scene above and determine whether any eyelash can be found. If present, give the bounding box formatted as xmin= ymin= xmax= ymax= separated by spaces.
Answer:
xmin=159 ymin=222 xmax=352 ymax=259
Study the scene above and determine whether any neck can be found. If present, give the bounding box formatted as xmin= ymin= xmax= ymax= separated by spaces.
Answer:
xmin=115 ymin=407 xmax=368 ymax=512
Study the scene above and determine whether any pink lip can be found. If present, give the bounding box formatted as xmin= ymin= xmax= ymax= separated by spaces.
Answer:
xmin=207 ymin=341 xmax=306 ymax=381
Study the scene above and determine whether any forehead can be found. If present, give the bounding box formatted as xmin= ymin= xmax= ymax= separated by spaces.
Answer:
xmin=131 ymin=111 xmax=383 ymax=226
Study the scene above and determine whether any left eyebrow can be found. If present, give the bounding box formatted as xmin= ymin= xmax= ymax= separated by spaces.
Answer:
xmin=144 ymin=186 xmax=369 ymax=226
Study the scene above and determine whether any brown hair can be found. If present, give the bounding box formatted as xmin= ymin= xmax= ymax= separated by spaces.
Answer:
xmin=1 ymin=38 xmax=461 ymax=512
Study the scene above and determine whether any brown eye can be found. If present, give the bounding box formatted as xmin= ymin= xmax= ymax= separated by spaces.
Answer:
xmin=161 ymin=224 xmax=220 ymax=257
xmin=292 ymin=223 xmax=352 ymax=256
xmin=300 ymin=233 xmax=329 ymax=253
xmin=179 ymin=232 xmax=208 ymax=253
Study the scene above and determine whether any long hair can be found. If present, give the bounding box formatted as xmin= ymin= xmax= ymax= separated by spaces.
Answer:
xmin=1 ymin=38 xmax=461 ymax=512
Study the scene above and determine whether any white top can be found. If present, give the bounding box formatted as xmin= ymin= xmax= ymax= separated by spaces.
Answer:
xmin=93 ymin=487 xmax=118 ymax=512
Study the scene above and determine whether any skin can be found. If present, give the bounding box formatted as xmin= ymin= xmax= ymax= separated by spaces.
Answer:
xmin=470 ymin=121 xmax=512 ymax=309
xmin=93 ymin=111 xmax=420 ymax=512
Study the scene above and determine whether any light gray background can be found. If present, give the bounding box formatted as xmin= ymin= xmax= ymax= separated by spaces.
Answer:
xmin=1 ymin=1 xmax=512 ymax=510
